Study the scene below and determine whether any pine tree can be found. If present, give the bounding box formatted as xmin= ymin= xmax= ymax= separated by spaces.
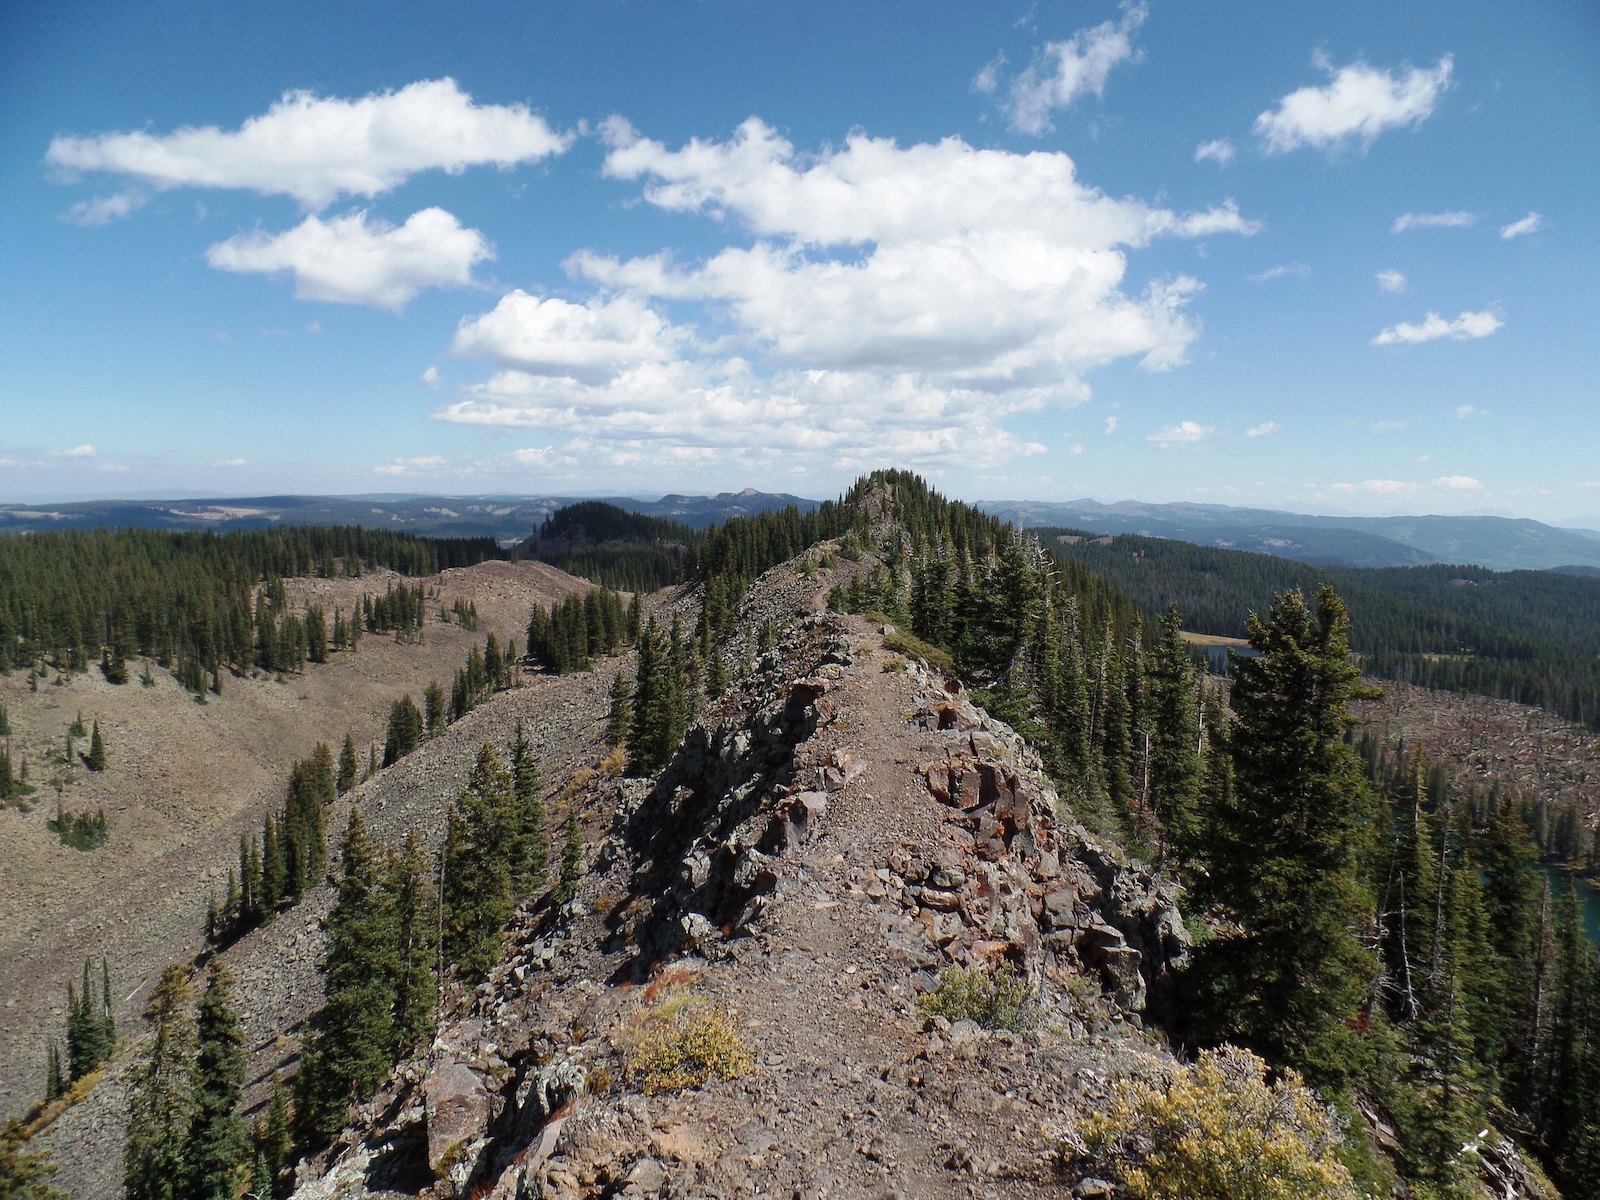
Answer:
xmin=336 ymin=734 xmax=358 ymax=795
xmin=86 ymin=722 xmax=106 ymax=772
xmin=605 ymin=671 xmax=632 ymax=747
xmin=382 ymin=695 xmax=423 ymax=766
xmin=186 ymin=960 xmax=247 ymax=1200
xmin=258 ymin=1073 xmax=293 ymax=1197
xmin=510 ymin=721 xmax=547 ymax=895
xmin=1191 ymin=585 xmax=1380 ymax=1084
xmin=0 ymin=1117 xmax=64 ymax=1200
xmin=296 ymin=809 xmax=398 ymax=1147
xmin=1143 ymin=605 xmax=1201 ymax=861
xmin=441 ymin=744 xmax=517 ymax=981
xmin=66 ymin=958 xmax=112 ymax=1081
xmin=44 ymin=1044 xmax=63 ymax=1103
xmin=557 ymin=809 xmax=583 ymax=906
xmin=386 ymin=830 xmax=437 ymax=1057
xmin=124 ymin=966 xmax=196 ymax=1200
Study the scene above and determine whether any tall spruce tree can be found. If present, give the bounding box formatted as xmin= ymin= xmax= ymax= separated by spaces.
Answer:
xmin=1144 ymin=605 xmax=1201 ymax=861
xmin=186 ymin=960 xmax=247 ymax=1200
xmin=86 ymin=722 xmax=106 ymax=772
xmin=386 ymin=830 xmax=437 ymax=1057
xmin=296 ymin=809 xmax=397 ymax=1147
xmin=336 ymin=734 xmax=358 ymax=795
xmin=441 ymin=745 xmax=517 ymax=981
xmin=509 ymin=721 xmax=547 ymax=896
xmin=1191 ymin=585 xmax=1380 ymax=1084
xmin=124 ymin=966 xmax=196 ymax=1200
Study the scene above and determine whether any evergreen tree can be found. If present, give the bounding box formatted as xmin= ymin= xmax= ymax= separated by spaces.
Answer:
xmin=296 ymin=809 xmax=397 ymax=1147
xmin=423 ymin=681 xmax=447 ymax=736
xmin=1144 ymin=605 xmax=1201 ymax=861
xmin=44 ymin=1044 xmax=62 ymax=1104
xmin=441 ymin=744 xmax=517 ymax=981
xmin=186 ymin=960 xmax=247 ymax=1200
xmin=382 ymin=695 xmax=423 ymax=766
xmin=124 ymin=966 xmax=196 ymax=1200
xmin=386 ymin=830 xmax=437 ymax=1057
xmin=86 ymin=722 xmax=106 ymax=772
xmin=509 ymin=721 xmax=547 ymax=895
xmin=258 ymin=1074 xmax=293 ymax=1197
xmin=65 ymin=958 xmax=113 ymax=1081
xmin=336 ymin=734 xmax=358 ymax=795
xmin=605 ymin=671 xmax=632 ymax=747
xmin=0 ymin=1117 xmax=64 ymax=1200
xmin=557 ymin=809 xmax=583 ymax=906
xmin=1191 ymin=585 xmax=1380 ymax=1084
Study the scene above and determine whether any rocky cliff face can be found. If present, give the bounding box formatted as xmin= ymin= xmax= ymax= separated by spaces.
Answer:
xmin=295 ymin=558 xmax=1190 ymax=1200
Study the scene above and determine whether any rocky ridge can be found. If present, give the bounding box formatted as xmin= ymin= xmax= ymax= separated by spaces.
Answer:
xmin=294 ymin=554 xmax=1190 ymax=1199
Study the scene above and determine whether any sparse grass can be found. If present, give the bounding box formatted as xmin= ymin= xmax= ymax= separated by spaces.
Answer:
xmin=917 ymin=962 xmax=1038 ymax=1031
xmin=882 ymin=656 xmax=907 ymax=673
xmin=599 ymin=746 xmax=627 ymax=777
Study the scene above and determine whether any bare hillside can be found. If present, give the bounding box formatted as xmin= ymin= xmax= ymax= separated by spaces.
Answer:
xmin=0 ymin=559 xmax=590 ymax=1122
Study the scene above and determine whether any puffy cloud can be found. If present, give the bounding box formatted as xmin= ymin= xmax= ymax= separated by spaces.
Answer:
xmin=48 ymin=78 xmax=570 ymax=210
xmin=452 ymin=291 xmax=688 ymax=383
xmin=206 ymin=208 xmax=492 ymax=310
xmin=601 ymin=117 xmax=1257 ymax=248
xmin=52 ymin=444 xmax=97 ymax=458
xmin=1256 ymin=53 xmax=1453 ymax=155
xmin=1001 ymin=3 xmax=1147 ymax=136
xmin=1432 ymin=475 xmax=1482 ymax=491
xmin=421 ymin=366 xmax=441 ymax=388
xmin=1373 ymin=309 xmax=1501 ymax=346
xmin=1146 ymin=420 xmax=1214 ymax=448
xmin=1500 ymin=211 xmax=1544 ymax=240
xmin=63 ymin=191 xmax=146 ymax=226
xmin=1455 ymin=404 xmax=1487 ymax=420
xmin=1104 ymin=416 xmax=1119 ymax=434
xmin=1392 ymin=210 xmax=1475 ymax=233
xmin=1376 ymin=268 xmax=1407 ymax=293
xmin=373 ymin=455 xmax=447 ymax=475
xmin=1194 ymin=138 xmax=1236 ymax=166
xmin=589 ymin=120 xmax=1259 ymax=391
xmin=1247 ymin=263 xmax=1310 ymax=283
xmin=432 ymin=363 xmax=1046 ymax=473
xmin=1245 ymin=421 xmax=1282 ymax=437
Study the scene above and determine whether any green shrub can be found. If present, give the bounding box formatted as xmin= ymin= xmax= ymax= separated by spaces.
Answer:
xmin=917 ymin=963 xmax=1037 ymax=1031
xmin=882 ymin=628 xmax=956 ymax=677
xmin=1081 ymin=1045 xmax=1363 ymax=1200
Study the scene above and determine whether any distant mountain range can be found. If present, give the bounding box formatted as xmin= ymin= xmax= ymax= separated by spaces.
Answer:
xmin=8 ymin=488 xmax=1600 ymax=573
xmin=980 ymin=499 xmax=1600 ymax=572
xmin=0 ymin=488 xmax=818 ymax=544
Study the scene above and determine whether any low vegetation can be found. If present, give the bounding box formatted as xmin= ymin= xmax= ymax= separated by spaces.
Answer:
xmin=916 ymin=963 xmax=1038 ymax=1032
xmin=625 ymin=986 xmax=753 ymax=1095
xmin=1079 ymin=1046 xmax=1362 ymax=1200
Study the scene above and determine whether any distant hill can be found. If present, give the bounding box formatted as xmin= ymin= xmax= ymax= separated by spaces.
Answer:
xmin=0 ymin=488 xmax=820 ymax=544
xmin=984 ymin=498 xmax=1600 ymax=572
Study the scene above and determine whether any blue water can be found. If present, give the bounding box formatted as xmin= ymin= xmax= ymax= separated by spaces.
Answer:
xmin=1535 ymin=864 xmax=1600 ymax=945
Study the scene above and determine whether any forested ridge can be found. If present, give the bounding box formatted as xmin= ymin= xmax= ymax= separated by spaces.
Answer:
xmin=1044 ymin=530 xmax=1600 ymax=728
xmin=0 ymin=526 xmax=501 ymax=687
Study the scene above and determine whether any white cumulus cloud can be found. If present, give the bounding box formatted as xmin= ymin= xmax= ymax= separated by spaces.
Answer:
xmin=1455 ymin=404 xmax=1487 ymax=420
xmin=1373 ymin=309 xmax=1501 ymax=346
xmin=1248 ymin=263 xmax=1310 ymax=283
xmin=1147 ymin=420 xmax=1214 ymax=448
xmin=1001 ymin=3 xmax=1147 ymax=136
xmin=1392 ymin=210 xmax=1475 ymax=234
xmin=1245 ymin=421 xmax=1282 ymax=438
xmin=1500 ymin=212 xmax=1544 ymax=239
xmin=48 ymin=78 xmax=571 ymax=210
xmin=206 ymin=208 xmax=493 ymax=310
xmin=1376 ymin=268 xmax=1408 ymax=293
xmin=52 ymin=444 xmax=97 ymax=458
xmin=1432 ymin=475 xmax=1482 ymax=491
xmin=452 ymin=291 xmax=688 ymax=383
xmin=1194 ymin=138 xmax=1236 ymax=166
xmin=1256 ymin=53 xmax=1453 ymax=155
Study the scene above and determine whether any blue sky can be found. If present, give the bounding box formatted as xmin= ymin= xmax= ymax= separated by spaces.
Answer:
xmin=2 ymin=0 xmax=1596 ymax=519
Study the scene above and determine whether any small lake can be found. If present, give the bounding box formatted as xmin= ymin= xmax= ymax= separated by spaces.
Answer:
xmin=1535 ymin=864 xmax=1600 ymax=946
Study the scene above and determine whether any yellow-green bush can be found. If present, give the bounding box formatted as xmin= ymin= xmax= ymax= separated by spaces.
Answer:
xmin=1081 ymin=1045 xmax=1364 ymax=1200
xmin=917 ymin=962 xmax=1038 ymax=1031
xmin=627 ymin=998 xmax=753 ymax=1095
